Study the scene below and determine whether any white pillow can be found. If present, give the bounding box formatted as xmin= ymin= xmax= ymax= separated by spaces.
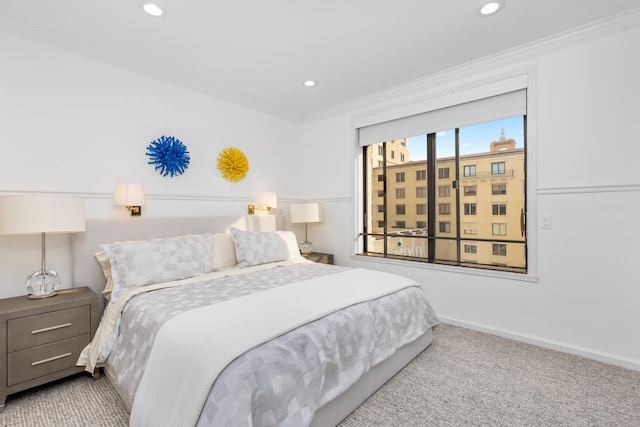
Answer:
xmin=276 ymin=230 xmax=305 ymax=262
xmin=212 ymin=233 xmax=238 ymax=268
xmin=230 ymin=228 xmax=290 ymax=268
xmin=101 ymin=233 xmax=215 ymax=302
xmin=95 ymin=251 xmax=114 ymax=295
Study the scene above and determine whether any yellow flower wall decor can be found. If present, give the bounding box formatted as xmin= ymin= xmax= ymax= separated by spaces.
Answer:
xmin=217 ymin=147 xmax=249 ymax=182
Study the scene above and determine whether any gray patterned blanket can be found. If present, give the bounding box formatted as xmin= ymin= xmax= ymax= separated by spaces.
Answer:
xmin=88 ymin=262 xmax=439 ymax=426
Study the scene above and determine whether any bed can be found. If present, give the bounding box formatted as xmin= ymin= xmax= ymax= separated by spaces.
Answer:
xmin=71 ymin=215 xmax=439 ymax=427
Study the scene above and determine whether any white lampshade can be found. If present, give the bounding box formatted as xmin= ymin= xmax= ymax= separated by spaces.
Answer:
xmin=114 ymin=183 xmax=145 ymax=206
xmin=257 ymin=192 xmax=277 ymax=209
xmin=290 ymin=203 xmax=321 ymax=224
xmin=0 ymin=195 xmax=86 ymax=235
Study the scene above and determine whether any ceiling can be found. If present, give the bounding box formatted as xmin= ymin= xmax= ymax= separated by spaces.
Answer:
xmin=1 ymin=0 xmax=639 ymax=122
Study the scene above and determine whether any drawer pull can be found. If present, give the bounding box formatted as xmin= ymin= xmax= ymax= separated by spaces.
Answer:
xmin=32 ymin=352 xmax=72 ymax=366
xmin=31 ymin=323 xmax=72 ymax=335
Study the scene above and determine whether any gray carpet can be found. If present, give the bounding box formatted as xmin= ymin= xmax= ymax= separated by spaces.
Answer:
xmin=1 ymin=324 xmax=638 ymax=426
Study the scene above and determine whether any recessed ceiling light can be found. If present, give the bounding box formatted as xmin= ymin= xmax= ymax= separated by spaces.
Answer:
xmin=140 ymin=1 xmax=166 ymax=18
xmin=303 ymin=80 xmax=317 ymax=87
xmin=476 ymin=0 xmax=504 ymax=17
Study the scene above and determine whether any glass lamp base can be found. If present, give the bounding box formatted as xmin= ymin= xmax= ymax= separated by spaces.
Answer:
xmin=300 ymin=240 xmax=313 ymax=254
xmin=26 ymin=270 xmax=60 ymax=299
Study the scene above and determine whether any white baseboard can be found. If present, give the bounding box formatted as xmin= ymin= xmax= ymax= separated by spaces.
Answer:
xmin=439 ymin=316 xmax=640 ymax=372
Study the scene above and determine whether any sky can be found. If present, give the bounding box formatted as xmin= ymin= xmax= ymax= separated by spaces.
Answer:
xmin=407 ymin=116 xmax=524 ymax=160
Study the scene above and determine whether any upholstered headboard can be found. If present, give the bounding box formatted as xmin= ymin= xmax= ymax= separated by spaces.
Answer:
xmin=71 ymin=215 xmax=285 ymax=312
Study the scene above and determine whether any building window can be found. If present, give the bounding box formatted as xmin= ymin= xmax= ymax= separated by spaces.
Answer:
xmin=464 ymin=203 xmax=477 ymax=215
xmin=360 ymin=92 xmax=527 ymax=274
xmin=492 ymin=244 xmax=507 ymax=256
xmin=438 ymin=168 xmax=450 ymax=179
xmin=464 ymin=244 xmax=477 ymax=254
xmin=378 ymin=146 xmax=384 ymax=156
xmin=492 ymin=223 xmax=507 ymax=235
xmin=464 ymin=186 xmax=477 ymax=196
xmin=377 ymin=174 xmax=384 ymax=182
xmin=391 ymin=151 xmax=395 ymax=160
xmin=492 ymin=162 xmax=505 ymax=175
xmin=492 ymin=184 xmax=507 ymax=195
xmin=492 ymin=203 xmax=507 ymax=215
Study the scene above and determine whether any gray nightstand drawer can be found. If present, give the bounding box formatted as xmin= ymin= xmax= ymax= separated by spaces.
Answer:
xmin=8 ymin=306 xmax=90 ymax=353
xmin=7 ymin=334 xmax=89 ymax=386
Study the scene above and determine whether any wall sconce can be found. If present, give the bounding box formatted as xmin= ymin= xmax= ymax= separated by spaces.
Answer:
xmin=290 ymin=202 xmax=321 ymax=254
xmin=114 ymin=183 xmax=145 ymax=216
xmin=248 ymin=192 xmax=277 ymax=215
xmin=0 ymin=195 xmax=86 ymax=298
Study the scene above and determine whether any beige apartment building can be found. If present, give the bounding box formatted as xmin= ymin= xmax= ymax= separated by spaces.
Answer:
xmin=367 ymin=131 xmax=526 ymax=270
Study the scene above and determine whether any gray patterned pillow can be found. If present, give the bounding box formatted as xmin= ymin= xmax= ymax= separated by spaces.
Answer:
xmin=230 ymin=228 xmax=290 ymax=268
xmin=101 ymin=233 xmax=215 ymax=302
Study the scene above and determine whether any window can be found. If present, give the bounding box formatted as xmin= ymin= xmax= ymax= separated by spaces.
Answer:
xmin=492 ymin=162 xmax=505 ymax=175
xmin=464 ymin=203 xmax=477 ymax=215
xmin=378 ymin=146 xmax=384 ymax=156
xmin=492 ymin=184 xmax=506 ymax=195
xmin=391 ymin=151 xmax=395 ymax=160
xmin=438 ymin=168 xmax=450 ymax=179
xmin=360 ymin=87 xmax=527 ymax=274
xmin=377 ymin=174 xmax=384 ymax=182
xmin=492 ymin=203 xmax=507 ymax=215
xmin=464 ymin=245 xmax=477 ymax=254
xmin=492 ymin=223 xmax=507 ymax=235
xmin=492 ymin=244 xmax=507 ymax=256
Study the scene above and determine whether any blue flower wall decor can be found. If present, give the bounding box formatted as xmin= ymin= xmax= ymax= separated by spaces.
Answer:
xmin=146 ymin=135 xmax=190 ymax=177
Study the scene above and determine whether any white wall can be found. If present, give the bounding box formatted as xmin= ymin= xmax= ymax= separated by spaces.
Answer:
xmin=301 ymin=18 xmax=640 ymax=369
xmin=0 ymin=28 xmax=304 ymax=298
xmin=1 ymin=13 xmax=638 ymax=371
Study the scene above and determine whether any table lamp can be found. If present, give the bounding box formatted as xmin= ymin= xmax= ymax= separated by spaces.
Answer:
xmin=0 ymin=195 xmax=86 ymax=299
xmin=290 ymin=203 xmax=321 ymax=254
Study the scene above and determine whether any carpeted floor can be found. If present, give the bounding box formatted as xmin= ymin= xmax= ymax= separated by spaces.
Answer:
xmin=2 ymin=324 xmax=638 ymax=426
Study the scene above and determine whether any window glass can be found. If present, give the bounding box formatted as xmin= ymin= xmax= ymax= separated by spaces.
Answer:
xmin=362 ymin=115 xmax=527 ymax=273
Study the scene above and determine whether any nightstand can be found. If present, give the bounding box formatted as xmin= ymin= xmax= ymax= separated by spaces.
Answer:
xmin=301 ymin=252 xmax=334 ymax=265
xmin=0 ymin=287 xmax=99 ymax=411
